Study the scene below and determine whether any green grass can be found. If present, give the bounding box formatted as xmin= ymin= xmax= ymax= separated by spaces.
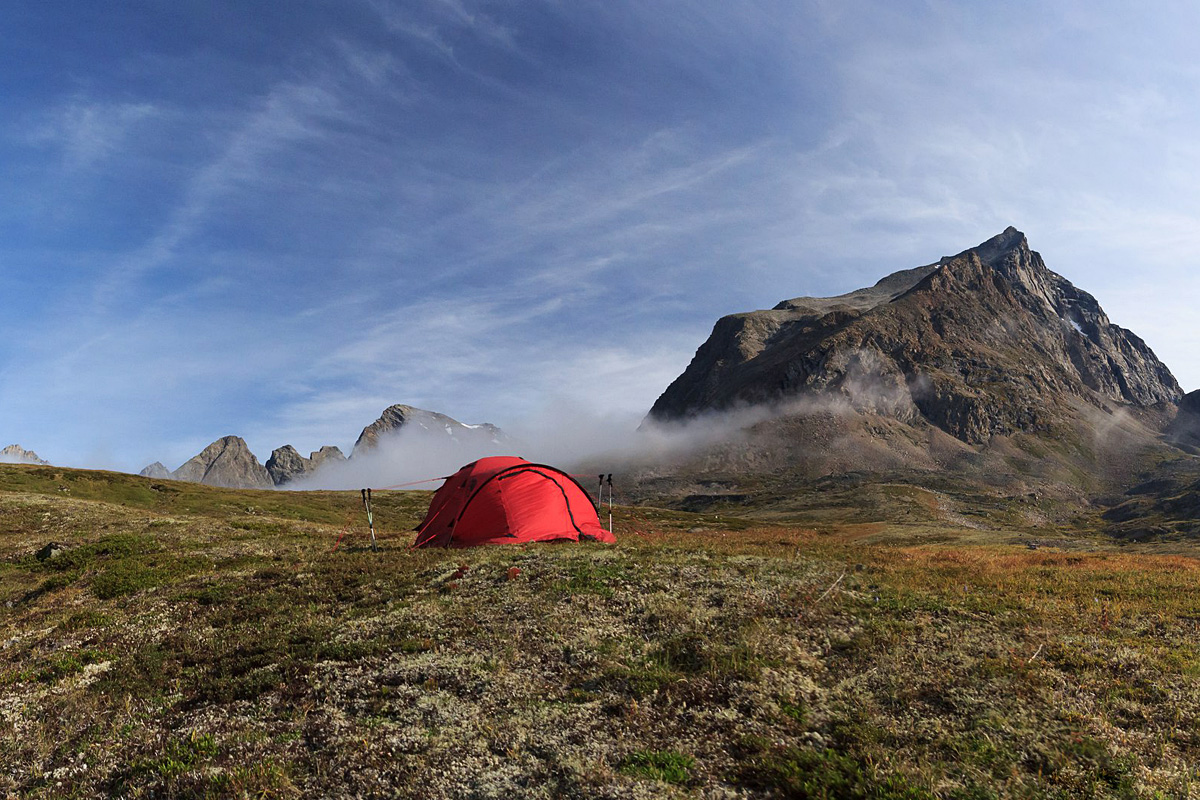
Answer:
xmin=0 ymin=462 xmax=432 ymax=527
xmin=735 ymin=741 xmax=933 ymax=800
xmin=36 ymin=649 xmax=107 ymax=683
xmin=129 ymin=733 xmax=219 ymax=781
xmin=619 ymin=749 xmax=695 ymax=784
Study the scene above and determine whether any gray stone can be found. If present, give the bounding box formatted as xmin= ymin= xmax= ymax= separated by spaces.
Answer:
xmin=35 ymin=542 xmax=66 ymax=561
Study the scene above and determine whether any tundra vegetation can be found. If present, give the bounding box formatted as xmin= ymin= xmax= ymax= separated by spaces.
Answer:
xmin=1 ymin=463 xmax=1198 ymax=798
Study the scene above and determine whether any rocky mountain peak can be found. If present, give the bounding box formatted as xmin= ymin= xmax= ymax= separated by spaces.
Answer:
xmin=172 ymin=435 xmax=273 ymax=489
xmin=310 ymin=445 xmax=346 ymax=464
xmin=352 ymin=404 xmax=505 ymax=457
xmin=963 ymin=225 xmax=1029 ymax=267
xmin=649 ymin=229 xmax=1181 ymax=444
xmin=0 ymin=444 xmax=48 ymax=465
xmin=266 ymin=444 xmax=346 ymax=485
xmin=138 ymin=462 xmax=171 ymax=479
xmin=931 ymin=226 xmax=1067 ymax=317
xmin=265 ymin=445 xmax=307 ymax=486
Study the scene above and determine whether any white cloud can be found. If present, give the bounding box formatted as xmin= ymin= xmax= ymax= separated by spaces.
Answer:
xmin=369 ymin=0 xmax=523 ymax=59
xmin=28 ymin=99 xmax=157 ymax=168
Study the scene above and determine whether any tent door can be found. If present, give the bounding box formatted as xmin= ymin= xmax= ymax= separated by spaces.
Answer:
xmin=496 ymin=468 xmax=584 ymax=538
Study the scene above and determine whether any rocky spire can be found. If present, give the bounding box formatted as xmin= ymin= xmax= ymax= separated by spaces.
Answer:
xmin=172 ymin=436 xmax=273 ymax=489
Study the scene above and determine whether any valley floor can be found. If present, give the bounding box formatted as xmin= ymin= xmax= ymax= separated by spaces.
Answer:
xmin=1 ymin=465 xmax=1199 ymax=798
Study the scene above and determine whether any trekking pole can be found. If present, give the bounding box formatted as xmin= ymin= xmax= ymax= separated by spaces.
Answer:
xmin=597 ymin=475 xmax=604 ymax=514
xmin=606 ymin=474 xmax=613 ymax=534
xmin=361 ymin=488 xmax=378 ymax=552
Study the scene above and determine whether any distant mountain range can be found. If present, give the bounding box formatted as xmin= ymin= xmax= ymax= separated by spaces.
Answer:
xmin=139 ymin=405 xmax=505 ymax=489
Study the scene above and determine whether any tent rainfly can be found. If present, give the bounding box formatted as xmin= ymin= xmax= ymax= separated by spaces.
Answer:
xmin=412 ymin=456 xmax=615 ymax=548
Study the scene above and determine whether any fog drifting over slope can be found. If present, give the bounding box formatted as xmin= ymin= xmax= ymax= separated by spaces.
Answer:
xmin=284 ymin=401 xmax=781 ymax=492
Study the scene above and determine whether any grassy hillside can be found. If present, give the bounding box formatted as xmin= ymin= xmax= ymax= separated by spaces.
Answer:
xmin=2 ymin=463 xmax=1199 ymax=798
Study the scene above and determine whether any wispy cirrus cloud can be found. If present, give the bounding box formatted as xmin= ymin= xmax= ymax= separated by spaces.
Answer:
xmin=95 ymin=79 xmax=344 ymax=308
xmin=27 ymin=99 xmax=157 ymax=168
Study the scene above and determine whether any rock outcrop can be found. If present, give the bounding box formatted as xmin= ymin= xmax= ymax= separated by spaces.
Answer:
xmin=351 ymin=405 xmax=505 ymax=457
xmin=265 ymin=446 xmax=308 ymax=485
xmin=266 ymin=445 xmax=346 ymax=485
xmin=649 ymin=228 xmax=1181 ymax=445
xmin=0 ymin=445 xmax=48 ymax=465
xmin=172 ymin=436 xmax=273 ymax=489
xmin=311 ymin=445 xmax=346 ymax=468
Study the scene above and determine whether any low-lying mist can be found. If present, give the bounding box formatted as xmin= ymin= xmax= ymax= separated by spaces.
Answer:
xmin=284 ymin=401 xmax=784 ymax=492
xmin=284 ymin=393 xmax=893 ymax=493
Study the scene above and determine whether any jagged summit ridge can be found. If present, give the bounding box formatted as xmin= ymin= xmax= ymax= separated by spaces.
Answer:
xmin=649 ymin=228 xmax=1181 ymax=444
xmin=772 ymin=264 xmax=937 ymax=317
xmin=766 ymin=227 xmax=1030 ymax=320
xmin=925 ymin=228 xmax=1179 ymax=406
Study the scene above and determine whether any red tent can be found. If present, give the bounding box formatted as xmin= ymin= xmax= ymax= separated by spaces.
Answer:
xmin=413 ymin=456 xmax=615 ymax=548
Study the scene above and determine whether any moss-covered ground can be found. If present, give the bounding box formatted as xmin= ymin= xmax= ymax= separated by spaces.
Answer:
xmin=1 ymin=464 xmax=1198 ymax=798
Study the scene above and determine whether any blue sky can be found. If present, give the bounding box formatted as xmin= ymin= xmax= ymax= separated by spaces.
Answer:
xmin=3 ymin=0 xmax=1199 ymax=471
